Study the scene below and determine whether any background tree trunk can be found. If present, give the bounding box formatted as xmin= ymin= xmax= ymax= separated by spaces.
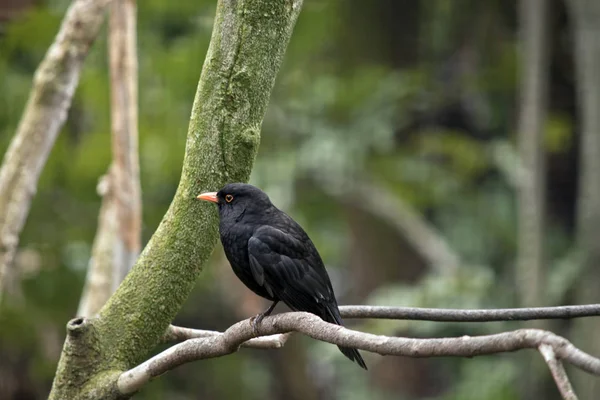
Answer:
xmin=77 ymin=0 xmax=140 ymax=317
xmin=567 ymin=0 xmax=600 ymax=398
xmin=516 ymin=0 xmax=549 ymax=309
xmin=0 ymin=0 xmax=113 ymax=302
xmin=49 ymin=0 xmax=303 ymax=398
xmin=516 ymin=0 xmax=550 ymax=397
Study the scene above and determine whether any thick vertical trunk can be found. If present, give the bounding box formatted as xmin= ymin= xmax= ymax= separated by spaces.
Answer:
xmin=516 ymin=0 xmax=549 ymax=309
xmin=515 ymin=0 xmax=549 ymax=397
xmin=567 ymin=1 xmax=600 ymax=398
xmin=49 ymin=1 xmax=303 ymax=398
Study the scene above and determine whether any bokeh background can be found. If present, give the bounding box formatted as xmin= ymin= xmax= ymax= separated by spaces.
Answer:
xmin=0 ymin=0 xmax=597 ymax=399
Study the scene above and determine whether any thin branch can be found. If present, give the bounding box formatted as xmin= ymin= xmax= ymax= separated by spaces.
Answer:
xmin=540 ymin=344 xmax=579 ymax=400
xmin=164 ymin=305 xmax=600 ymax=345
xmin=163 ymin=324 xmax=290 ymax=349
xmin=0 ymin=0 xmax=113 ymax=301
xmin=165 ymin=303 xmax=600 ymax=349
xmin=117 ymin=312 xmax=600 ymax=395
xmin=338 ymin=304 xmax=600 ymax=322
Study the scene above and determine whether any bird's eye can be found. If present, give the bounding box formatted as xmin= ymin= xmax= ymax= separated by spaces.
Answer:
xmin=225 ymin=194 xmax=234 ymax=203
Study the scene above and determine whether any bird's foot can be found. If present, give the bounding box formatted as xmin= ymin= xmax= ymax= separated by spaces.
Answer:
xmin=251 ymin=313 xmax=266 ymax=336
xmin=251 ymin=301 xmax=278 ymax=337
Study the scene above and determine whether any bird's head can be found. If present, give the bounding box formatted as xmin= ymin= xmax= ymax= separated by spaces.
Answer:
xmin=196 ymin=183 xmax=273 ymax=220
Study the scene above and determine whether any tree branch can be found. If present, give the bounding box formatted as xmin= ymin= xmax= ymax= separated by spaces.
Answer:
xmin=338 ymin=304 xmax=600 ymax=322
xmin=165 ymin=304 xmax=600 ymax=345
xmin=0 ymin=0 xmax=113 ymax=301
xmin=107 ymin=0 xmax=141 ymax=290
xmin=163 ymin=324 xmax=290 ymax=348
xmin=77 ymin=0 xmax=140 ymax=317
xmin=77 ymin=174 xmax=119 ymax=317
xmin=539 ymin=344 xmax=579 ymax=400
xmin=118 ymin=311 xmax=600 ymax=396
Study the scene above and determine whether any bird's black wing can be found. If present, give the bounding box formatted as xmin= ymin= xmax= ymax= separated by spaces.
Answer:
xmin=247 ymin=224 xmax=336 ymax=316
xmin=248 ymin=223 xmax=369 ymax=370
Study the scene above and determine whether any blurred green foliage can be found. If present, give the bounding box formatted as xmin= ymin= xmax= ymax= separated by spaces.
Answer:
xmin=0 ymin=0 xmax=581 ymax=399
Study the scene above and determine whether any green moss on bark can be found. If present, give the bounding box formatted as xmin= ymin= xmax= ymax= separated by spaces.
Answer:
xmin=49 ymin=0 xmax=303 ymax=398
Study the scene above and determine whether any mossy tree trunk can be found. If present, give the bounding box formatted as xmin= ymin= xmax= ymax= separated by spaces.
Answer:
xmin=48 ymin=0 xmax=303 ymax=398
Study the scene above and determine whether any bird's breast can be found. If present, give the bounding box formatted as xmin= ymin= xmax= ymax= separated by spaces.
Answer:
xmin=219 ymin=222 xmax=276 ymax=301
xmin=219 ymin=221 xmax=251 ymax=266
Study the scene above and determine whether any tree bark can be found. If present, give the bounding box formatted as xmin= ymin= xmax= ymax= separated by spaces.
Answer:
xmin=77 ymin=0 xmax=140 ymax=317
xmin=0 ymin=0 xmax=113 ymax=302
xmin=49 ymin=0 xmax=303 ymax=398
xmin=567 ymin=1 xmax=600 ymax=398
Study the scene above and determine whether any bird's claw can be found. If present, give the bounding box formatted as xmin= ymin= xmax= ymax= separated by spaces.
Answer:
xmin=251 ymin=301 xmax=278 ymax=336
xmin=251 ymin=313 xmax=265 ymax=336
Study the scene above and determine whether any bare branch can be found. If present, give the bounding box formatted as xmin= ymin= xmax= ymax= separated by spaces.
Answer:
xmin=77 ymin=175 xmax=119 ymax=317
xmin=338 ymin=304 xmax=600 ymax=322
xmin=77 ymin=0 xmax=140 ymax=317
xmin=107 ymin=0 xmax=141 ymax=289
xmin=118 ymin=312 xmax=600 ymax=395
xmin=163 ymin=325 xmax=290 ymax=348
xmin=164 ymin=304 xmax=600 ymax=346
xmin=539 ymin=344 xmax=579 ymax=400
xmin=165 ymin=303 xmax=600 ymax=352
xmin=0 ymin=0 xmax=113 ymax=301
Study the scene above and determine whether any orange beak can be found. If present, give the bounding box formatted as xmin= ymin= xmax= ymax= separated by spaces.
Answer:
xmin=197 ymin=192 xmax=218 ymax=203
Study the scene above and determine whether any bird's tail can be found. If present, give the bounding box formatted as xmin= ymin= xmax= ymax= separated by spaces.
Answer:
xmin=324 ymin=305 xmax=368 ymax=370
xmin=337 ymin=344 xmax=368 ymax=370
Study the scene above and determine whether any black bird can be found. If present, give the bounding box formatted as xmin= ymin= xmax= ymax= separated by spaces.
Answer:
xmin=197 ymin=183 xmax=367 ymax=370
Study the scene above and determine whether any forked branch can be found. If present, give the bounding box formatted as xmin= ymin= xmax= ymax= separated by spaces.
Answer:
xmin=540 ymin=344 xmax=578 ymax=400
xmin=120 ymin=310 xmax=600 ymax=398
